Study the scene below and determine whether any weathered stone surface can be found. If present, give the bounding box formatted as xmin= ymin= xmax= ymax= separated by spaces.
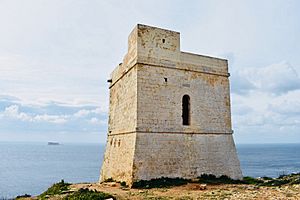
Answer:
xmin=100 ymin=24 xmax=242 ymax=186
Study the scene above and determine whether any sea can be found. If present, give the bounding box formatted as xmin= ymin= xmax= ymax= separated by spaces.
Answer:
xmin=0 ymin=142 xmax=299 ymax=198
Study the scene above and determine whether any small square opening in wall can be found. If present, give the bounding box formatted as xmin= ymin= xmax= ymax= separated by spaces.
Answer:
xmin=164 ymin=77 xmax=168 ymax=82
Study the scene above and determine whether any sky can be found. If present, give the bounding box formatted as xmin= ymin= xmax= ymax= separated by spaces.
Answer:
xmin=0 ymin=0 xmax=299 ymax=144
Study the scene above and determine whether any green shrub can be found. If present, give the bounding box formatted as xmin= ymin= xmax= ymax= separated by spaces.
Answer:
xmin=291 ymin=178 xmax=300 ymax=184
xmin=261 ymin=179 xmax=290 ymax=186
xmin=261 ymin=176 xmax=273 ymax=180
xmin=243 ymin=173 xmax=300 ymax=186
xmin=104 ymin=178 xmax=114 ymax=182
xmin=120 ymin=181 xmax=127 ymax=187
xmin=39 ymin=180 xmax=70 ymax=199
xmin=64 ymin=188 xmax=115 ymax=200
xmin=132 ymin=177 xmax=189 ymax=188
xmin=243 ymin=176 xmax=264 ymax=185
xmin=198 ymin=174 xmax=243 ymax=184
xmin=260 ymin=173 xmax=300 ymax=186
xmin=132 ymin=173 xmax=300 ymax=188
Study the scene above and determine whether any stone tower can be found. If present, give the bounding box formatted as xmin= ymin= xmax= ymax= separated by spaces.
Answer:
xmin=100 ymin=24 xmax=242 ymax=185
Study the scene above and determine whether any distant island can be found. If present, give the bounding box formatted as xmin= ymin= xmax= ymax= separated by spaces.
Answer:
xmin=47 ymin=142 xmax=60 ymax=145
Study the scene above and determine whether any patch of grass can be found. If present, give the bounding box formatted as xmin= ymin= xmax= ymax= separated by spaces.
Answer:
xmin=63 ymin=188 xmax=115 ymax=200
xmin=198 ymin=172 xmax=300 ymax=186
xmin=39 ymin=179 xmax=70 ymax=199
xmin=132 ymin=177 xmax=189 ymax=189
xmin=261 ymin=176 xmax=273 ymax=180
xmin=132 ymin=174 xmax=262 ymax=188
xmin=262 ymin=179 xmax=290 ymax=186
xmin=243 ymin=173 xmax=300 ymax=186
xmin=260 ymin=173 xmax=300 ymax=186
xmin=291 ymin=177 xmax=300 ymax=184
xmin=132 ymin=172 xmax=300 ymax=188
xmin=243 ymin=176 xmax=264 ymax=185
xmin=198 ymin=174 xmax=243 ymax=184
xmin=279 ymin=172 xmax=300 ymax=180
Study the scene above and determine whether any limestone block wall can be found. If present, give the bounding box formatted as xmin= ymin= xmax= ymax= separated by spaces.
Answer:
xmin=136 ymin=64 xmax=232 ymax=134
xmin=180 ymin=52 xmax=228 ymax=75
xmin=133 ymin=133 xmax=242 ymax=181
xmin=100 ymin=65 xmax=138 ymax=183
xmin=136 ymin=24 xmax=180 ymax=62
xmin=100 ymin=133 xmax=136 ymax=183
xmin=108 ymin=66 xmax=137 ymax=134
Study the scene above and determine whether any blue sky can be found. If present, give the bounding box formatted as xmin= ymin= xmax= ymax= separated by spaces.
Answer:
xmin=0 ymin=0 xmax=299 ymax=143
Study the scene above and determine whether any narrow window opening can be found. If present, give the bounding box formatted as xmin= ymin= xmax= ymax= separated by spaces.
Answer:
xmin=164 ymin=77 xmax=168 ymax=82
xmin=182 ymin=95 xmax=190 ymax=125
xmin=162 ymin=38 xmax=165 ymax=43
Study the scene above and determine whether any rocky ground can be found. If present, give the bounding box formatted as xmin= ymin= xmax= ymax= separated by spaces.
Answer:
xmin=71 ymin=182 xmax=300 ymax=200
xmin=16 ymin=173 xmax=300 ymax=200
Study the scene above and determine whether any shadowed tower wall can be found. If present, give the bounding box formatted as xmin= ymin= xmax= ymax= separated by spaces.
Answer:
xmin=100 ymin=24 xmax=242 ymax=185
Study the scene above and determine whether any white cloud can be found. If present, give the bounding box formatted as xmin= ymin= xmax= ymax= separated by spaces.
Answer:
xmin=249 ymin=62 xmax=300 ymax=94
xmin=1 ymin=104 xmax=68 ymax=124
xmin=230 ymin=72 xmax=256 ymax=95
xmin=92 ymin=107 xmax=105 ymax=114
xmin=0 ymin=96 xmax=108 ymax=125
xmin=233 ymin=91 xmax=300 ymax=126
xmin=89 ymin=117 xmax=106 ymax=125
xmin=2 ymin=105 xmax=32 ymax=121
xmin=89 ymin=117 xmax=98 ymax=124
xmin=3 ymin=105 xmax=19 ymax=116
xmin=231 ymin=61 xmax=300 ymax=95
xmin=231 ymin=61 xmax=300 ymax=143
xmin=33 ymin=114 xmax=68 ymax=124
xmin=73 ymin=107 xmax=106 ymax=118
xmin=0 ymin=96 xmax=109 ymax=142
xmin=268 ymin=90 xmax=300 ymax=115
xmin=232 ymin=72 xmax=300 ymax=143
xmin=74 ymin=109 xmax=91 ymax=118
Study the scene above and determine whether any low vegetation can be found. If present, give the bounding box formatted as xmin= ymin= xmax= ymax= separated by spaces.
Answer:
xmin=104 ymin=178 xmax=128 ymax=188
xmin=39 ymin=180 xmax=70 ymax=199
xmin=198 ymin=174 xmax=243 ymax=184
xmin=63 ymin=188 xmax=115 ymax=200
xmin=132 ymin=177 xmax=189 ymax=188
xmin=35 ymin=180 xmax=115 ymax=200
xmin=103 ymin=178 xmax=114 ymax=182
xmin=257 ymin=173 xmax=300 ymax=186
xmin=15 ymin=173 xmax=299 ymax=199
xmin=132 ymin=173 xmax=300 ymax=188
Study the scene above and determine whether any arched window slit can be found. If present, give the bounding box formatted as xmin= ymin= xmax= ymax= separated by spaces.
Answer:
xmin=182 ymin=95 xmax=190 ymax=125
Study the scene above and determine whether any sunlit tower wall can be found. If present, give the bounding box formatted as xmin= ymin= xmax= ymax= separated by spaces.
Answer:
xmin=100 ymin=24 xmax=243 ymax=186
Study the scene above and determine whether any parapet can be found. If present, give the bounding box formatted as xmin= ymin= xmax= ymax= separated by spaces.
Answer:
xmin=110 ymin=24 xmax=228 ymax=84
